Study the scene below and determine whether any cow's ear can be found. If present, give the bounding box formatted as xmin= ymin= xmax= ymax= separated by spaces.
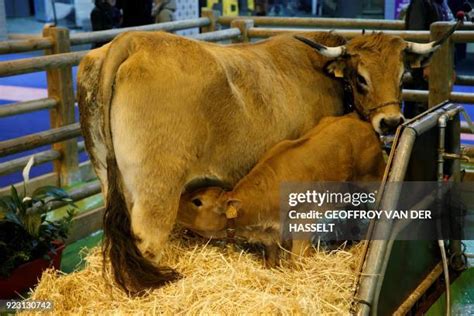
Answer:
xmin=325 ymin=59 xmax=347 ymax=78
xmin=225 ymin=199 xmax=241 ymax=219
xmin=405 ymin=51 xmax=433 ymax=69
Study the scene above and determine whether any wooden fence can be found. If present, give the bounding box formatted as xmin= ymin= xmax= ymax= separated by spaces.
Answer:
xmin=1 ymin=10 xmax=474 ymax=243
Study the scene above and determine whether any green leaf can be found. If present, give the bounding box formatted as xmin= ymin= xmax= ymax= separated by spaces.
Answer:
xmin=32 ymin=186 xmax=70 ymax=200
xmin=0 ymin=196 xmax=16 ymax=213
xmin=10 ymin=186 xmax=24 ymax=211
xmin=4 ymin=212 xmax=22 ymax=226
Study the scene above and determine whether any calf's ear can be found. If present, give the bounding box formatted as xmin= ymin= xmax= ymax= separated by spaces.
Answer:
xmin=325 ymin=59 xmax=347 ymax=78
xmin=225 ymin=199 xmax=242 ymax=219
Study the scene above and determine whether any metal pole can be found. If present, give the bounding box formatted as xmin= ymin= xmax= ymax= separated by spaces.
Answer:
xmin=51 ymin=0 xmax=58 ymax=26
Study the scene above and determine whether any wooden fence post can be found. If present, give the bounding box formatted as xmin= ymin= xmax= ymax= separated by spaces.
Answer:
xmin=43 ymin=25 xmax=80 ymax=187
xmin=230 ymin=19 xmax=254 ymax=43
xmin=201 ymin=8 xmax=219 ymax=33
xmin=429 ymin=22 xmax=455 ymax=108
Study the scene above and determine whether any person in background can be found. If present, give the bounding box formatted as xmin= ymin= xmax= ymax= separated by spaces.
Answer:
xmin=152 ymin=0 xmax=177 ymax=23
xmin=90 ymin=0 xmax=122 ymax=48
xmin=405 ymin=0 xmax=452 ymax=30
xmin=116 ymin=0 xmax=154 ymax=27
xmin=404 ymin=0 xmax=452 ymax=118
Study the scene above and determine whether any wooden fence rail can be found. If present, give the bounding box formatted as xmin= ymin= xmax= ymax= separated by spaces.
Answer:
xmin=0 ymin=150 xmax=61 ymax=176
xmin=192 ymin=28 xmax=242 ymax=41
xmin=0 ymin=38 xmax=53 ymax=54
xmin=0 ymin=17 xmax=213 ymax=56
xmin=0 ymin=29 xmax=242 ymax=78
xmin=246 ymin=27 xmax=432 ymax=41
xmin=69 ymin=18 xmax=211 ymax=45
xmin=0 ymin=98 xmax=57 ymax=118
xmin=0 ymin=50 xmax=87 ymax=77
xmin=218 ymin=15 xmax=474 ymax=30
xmin=456 ymin=75 xmax=474 ymax=86
xmin=219 ymin=16 xmax=407 ymax=29
xmin=0 ymin=123 xmax=81 ymax=157
xmin=0 ymin=142 xmax=86 ymax=177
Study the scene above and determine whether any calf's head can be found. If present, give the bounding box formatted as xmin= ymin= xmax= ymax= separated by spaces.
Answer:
xmin=296 ymin=24 xmax=456 ymax=135
xmin=178 ymin=187 xmax=240 ymax=236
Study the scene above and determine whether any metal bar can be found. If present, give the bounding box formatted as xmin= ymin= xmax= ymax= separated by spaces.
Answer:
xmin=0 ymin=98 xmax=57 ymax=118
xmin=247 ymin=28 xmax=431 ymax=41
xmin=218 ymin=16 xmax=405 ymax=29
xmin=0 ymin=50 xmax=88 ymax=78
xmin=70 ymin=18 xmax=210 ymax=45
xmin=356 ymin=127 xmax=418 ymax=316
xmin=0 ymin=122 xmax=82 ymax=157
xmin=0 ymin=38 xmax=53 ymax=55
xmin=191 ymin=28 xmax=241 ymax=42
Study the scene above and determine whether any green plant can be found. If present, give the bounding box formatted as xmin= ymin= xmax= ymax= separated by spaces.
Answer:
xmin=0 ymin=157 xmax=77 ymax=277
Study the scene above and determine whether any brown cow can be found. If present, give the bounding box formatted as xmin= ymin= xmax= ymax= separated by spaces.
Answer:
xmin=77 ymin=26 xmax=456 ymax=293
xmin=177 ymin=113 xmax=386 ymax=267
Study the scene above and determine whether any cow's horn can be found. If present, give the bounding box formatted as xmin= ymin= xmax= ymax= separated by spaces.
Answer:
xmin=294 ymin=35 xmax=346 ymax=58
xmin=404 ymin=21 xmax=459 ymax=55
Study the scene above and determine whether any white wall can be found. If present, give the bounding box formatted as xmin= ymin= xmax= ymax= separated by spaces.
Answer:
xmin=74 ymin=0 xmax=94 ymax=30
xmin=175 ymin=0 xmax=199 ymax=36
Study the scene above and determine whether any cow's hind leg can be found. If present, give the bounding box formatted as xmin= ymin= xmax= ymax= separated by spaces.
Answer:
xmin=102 ymin=155 xmax=184 ymax=294
xmin=130 ymin=182 xmax=183 ymax=266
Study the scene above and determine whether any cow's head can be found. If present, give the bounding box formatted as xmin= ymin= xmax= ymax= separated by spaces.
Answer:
xmin=178 ymin=187 xmax=230 ymax=236
xmin=295 ymin=24 xmax=456 ymax=135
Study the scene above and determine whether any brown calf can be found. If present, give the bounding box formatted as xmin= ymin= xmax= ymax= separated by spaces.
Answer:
xmin=178 ymin=113 xmax=386 ymax=266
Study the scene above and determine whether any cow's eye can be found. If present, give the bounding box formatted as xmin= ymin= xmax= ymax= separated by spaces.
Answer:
xmin=192 ymin=198 xmax=202 ymax=207
xmin=357 ymin=74 xmax=368 ymax=86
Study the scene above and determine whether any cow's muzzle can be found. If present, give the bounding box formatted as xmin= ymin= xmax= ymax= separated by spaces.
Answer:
xmin=372 ymin=112 xmax=405 ymax=135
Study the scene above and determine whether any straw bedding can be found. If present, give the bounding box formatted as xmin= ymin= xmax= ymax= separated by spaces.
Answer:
xmin=23 ymin=229 xmax=363 ymax=315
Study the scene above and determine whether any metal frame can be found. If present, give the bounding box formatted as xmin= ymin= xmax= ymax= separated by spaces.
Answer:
xmin=354 ymin=102 xmax=464 ymax=315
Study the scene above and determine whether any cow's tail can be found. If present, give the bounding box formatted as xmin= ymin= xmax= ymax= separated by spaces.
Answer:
xmin=99 ymin=32 xmax=180 ymax=295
